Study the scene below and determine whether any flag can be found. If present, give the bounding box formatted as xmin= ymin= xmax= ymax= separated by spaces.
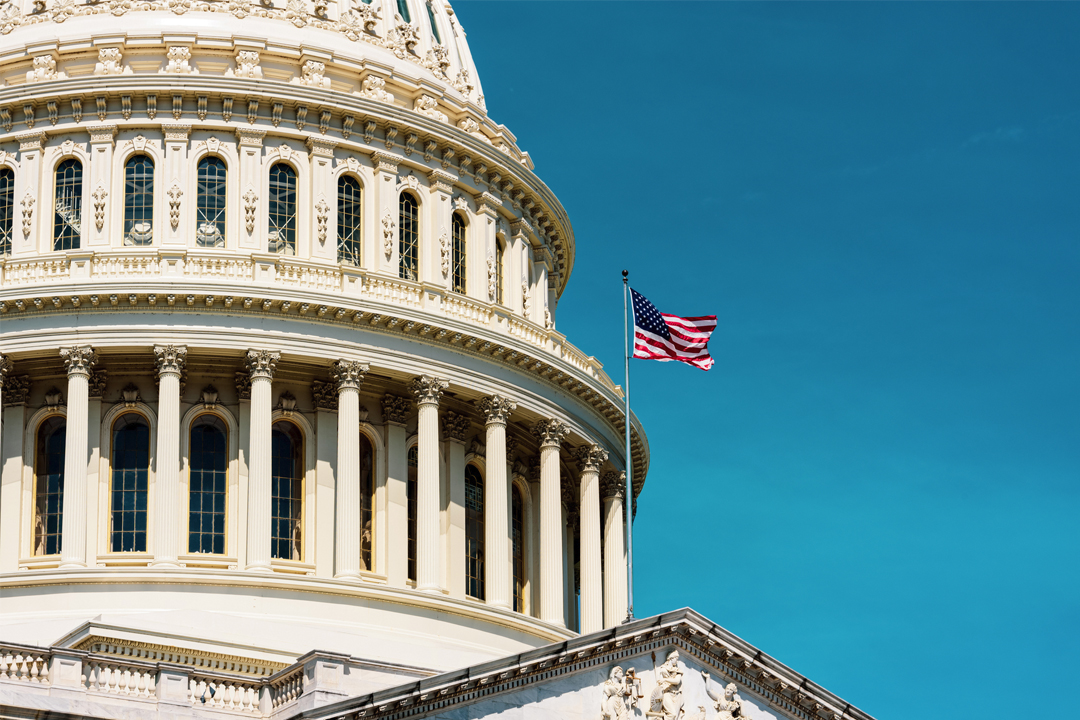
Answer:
xmin=630 ymin=288 xmax=716 ymax=371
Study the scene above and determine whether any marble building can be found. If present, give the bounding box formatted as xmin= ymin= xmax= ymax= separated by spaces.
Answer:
xmin=0 ymin=1 xmax=874 ymax=719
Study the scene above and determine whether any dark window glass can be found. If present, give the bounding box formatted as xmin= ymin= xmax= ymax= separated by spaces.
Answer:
xmin=338 ymin=175 xmax=362 ymax=266
xmin=123 ymin=154 xmax=154 ymax=246
xmin=426 ymin=2 xmax=442 ymax=44
xmin=54 ymin=158 xmax=82 ymax=250
xmin=398 ymin=192 xmax=419 ymax=280
xmin=495 ymin=239 xmax=505 ymax=305
xmin=451 ymin=212 xmax=466 ymax=294
xmin=465 ymin=464 xmax=485 ymax=600
xmin=396 ymin=0 xmax=411 ymax=23
xmin=271 ymin=421 xmax=303 ymax=560
xmin=196 ymin=156 xmax=227 ymax=248
xmin=407 ymin=445 xmax=418 ymax=581
xmin=0 ymin=167 xmax=13 ymax=256
xmin=512 ymin=486 xmax=525 ymax=613
xmin=268 ymin=163 xmax=297 ymax=255
xmin=189 ymin=415 xmax=227 ymax=555
xmin=359 ymin=433 xmax=374 ymax=571
xmin=34 ymin=416 xmax=66 ymax=556
xmin=111 ymin=413 xmax=150 ymax=553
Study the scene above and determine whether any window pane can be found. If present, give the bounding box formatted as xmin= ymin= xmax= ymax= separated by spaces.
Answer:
xmin=396 ymin=0 xmax=411 ymax=23
xmin=359 ymin=433 xmax=373 ymax=571
xmin=34 ymin=416 xmax=66 ymax=556
xmin=54 ymin=159 xmax=82 ymax=250
xmin=196 ymin=156 xmax=227 ymax=247
xmin=512 ymin=486 xmax=525 ymax=613
xmin=0 ymin=167 xmax=13 ymax=256
xmin=465 ymin=464 xmax=485 ymax=600
xmin=426 ymin=2 xmax=441 ymax=44
xmin=268 ymin=163 xmax=297 ymax=255
xmin=407 ymin=446 xmax=417 ymax=581
xmin=451 ymin=213 xmax=466 ymax=294
xmin=123 ymin=155 xmax=154 ymax=246
xmin=337 ymin=175 xmax=362 ymax=266
xmin=398 ymin=192 xmax=419 ymax=281
xmin=189 ymin=415 xmax=227 ymax=554
xmin=271 ymin=421 xmax=303 ymax=560
xmin=495 ymin=240 xmax=505 ymax=304
xmin=111 ymin=413 xmax=150 ymax=553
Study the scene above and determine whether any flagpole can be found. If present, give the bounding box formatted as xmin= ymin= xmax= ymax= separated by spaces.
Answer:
xmin=622 ymin=269 xmax=634 ymax=621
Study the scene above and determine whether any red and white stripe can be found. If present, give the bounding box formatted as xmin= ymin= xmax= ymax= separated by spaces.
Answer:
xmin=634 ymin=313 xmax=717 ymax=371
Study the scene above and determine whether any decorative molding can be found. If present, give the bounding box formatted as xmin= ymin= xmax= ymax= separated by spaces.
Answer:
xmin=161 ymin=46 xmax=197 ymax=75
xmin=245 ymin=349 xmax=280 ymax=380
xmin=439 ymin=228 xmax=450 ymax=277
xmin=427 ymin=169 xmax=455 ymax=194
xmin=26 ymin=54 xmax=62 ymax=83
xmin=94 ymin=47 xmax=130 ymax=76
xmin=167 ymin=184 xmax=183 ymax=229
xmin=307 ymin=137 xmax=336 ymax=157
xmin=44 ymin=387 xmax=65 ymax=408
xmin=312 ymin=379 xmax=337 ymax=411
xmin=226 ymin=50 xmax=262 ymax=79
xmin=386 ymin=20 xmax=419 ymax=59
xmin=153 ymin=344 xmax=187 ymax=377
xmin=2 ymin=374 xmax=30 ymax=406
xmin=20 ymin=192 xmax=33 ymax=236
xmin=359 ymin=75 xmax=393 ymax=103
xmin=199 ymin=384 xmax=219 ymax=409
xmin=293 ymin=60 xmax=330 ymax=88
xmin=235 ymin=128 xmax=266 ymax=147
xmin=413 ymin=95 xmax=448 ymax=123
xmin=234 ymin=371 xmax=252 ymax=401
xmin=276 ymin=390 xmax=297 ymax=415
xmin=532 ymin=418 xmax=569 ymax=449
xmin=487 ymin=253 xmax=496 ymax=301
xmin=381 ymin=393 xmax=410 ymax=426
xmin=87 ymin=369 xmax=108 ymax=399
xmin=92 ymin=185 xmax=107 ymax=230
xmin=60 ymin=346 xmax=97 ymax=377
xmin=381 ymin=212 xmax=395 ymax=258
xmin=478 ymin=394 xmax=516 ymax=427
xmin=243 ymin=188 xmax=258 ymax=233
xmin=162 ymin=124 xmax=192 ymax=141
xmin=315 ymin=197 xmax=329 ymax=244
xmin=120 ymin=382 xmax=142 ymax=408
xmin=409 ymin=375 xmax=448 ymax=406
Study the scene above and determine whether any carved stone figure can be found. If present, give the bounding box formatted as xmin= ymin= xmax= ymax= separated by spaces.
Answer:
xmin=360 ymin=75 xmax=393 ymax=103
xmin=600 ymin=666 xmax=640 ymax=720
xmin=649 ymin=651 xmax=685 ymax=720
xmin=414 ymin=95 xmax=448 ymax=123
xmin=94 ymin=48 xmax=130 ymax=76
xmin=161 ymin=46 xmax=197 ymax=75
xmin=227 ymin=50 xmax=263 ymax=79
xmin=701 ymin=673 xmax=750 ymax=720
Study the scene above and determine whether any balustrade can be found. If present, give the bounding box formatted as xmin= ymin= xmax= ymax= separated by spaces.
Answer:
xmin=268 ymin=667 xmax=304 ymax=709
xmin=190 ymin=673 xmax=262 ymax=713
xmin=0 ymin=645 xmax=50 ymax=683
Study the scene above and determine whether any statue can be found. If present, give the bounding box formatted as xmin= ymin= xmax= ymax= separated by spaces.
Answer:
xmin=600 ymin=666 xmax=632 ymax=720
xmin=701 ymin=672 xmax=750 ymax=720
xmin=648 ymin=650 xmax=684 ymax=719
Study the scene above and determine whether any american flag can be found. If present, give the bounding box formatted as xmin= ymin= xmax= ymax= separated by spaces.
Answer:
xmin=631 ymin=288 xmax=716 ymax=371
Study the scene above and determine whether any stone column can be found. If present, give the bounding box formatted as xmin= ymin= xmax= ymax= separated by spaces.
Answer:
xmin=532 ymin=418 xmax=569 ymax=626
xmin=59 ymin=346 xmax=97 ymax=568
xmin=245 ymin=349 xmax=279 ymax=572
xmin=478 ymin=395 xmax=516 ymax=609
xmin=332 ymin=359 xmax=369 ymax=580
xmin=409 ymin=375 xmax=448 ymax=593
xmin=601 ymin=471 xmax=628 ymax=628
xmin=575 ymin=444 xmax=608 ymax=635
xmin=151 ymin=345 xmax=186 ymax=567
xmin=0 ymin=356 xmax=18 ymax=572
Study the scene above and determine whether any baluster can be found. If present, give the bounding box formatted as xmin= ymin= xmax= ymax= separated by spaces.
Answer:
xmin=0 ymin=651 xmax=9 ymax=679
xmin=188 ymin=677 xmax=197 ymax=705
xmin=29 ymin=655 xmax=40 ymax=682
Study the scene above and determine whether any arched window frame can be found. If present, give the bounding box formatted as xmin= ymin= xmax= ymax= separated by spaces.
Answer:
xmin=107 ymin=411 xmax=153 ymax=555
xmin=358 ymin=421 xmax=386 ymax=577
xmin=190 ymin=142 xmax=240 ymax=250
xmin=121 ymin=154 xmax=155 ymax=246
xmin=266 ymin=161 xmax=299 ymax=256
xmin=0 ymin=164 xmax=15 ymax=256
xmin=195 ymin=155 xmax=228 ymax=249
xmin=269 ymin=410 xmax=316 ymax=569
xmin=337 ymin=173 xmax=363 ymax=267
xmin=451 ymin=211 xmax=467 ymax=294
xmin=52 ymin=155 xmax=85 ymax=251
xmin=398 ymin=190 xmax=420 ymax=281
xmin=113 ymin=141 xmax=163 ymax=248
xmin=180 ymin=405 xmax=240 ymax=563
xmin=98 ymin=400 xmax=157 ymax=562
xmin=23 ymin=410 xmax=67 ymax=560
xmin=464 ymin=462 xmax=485 ymax=601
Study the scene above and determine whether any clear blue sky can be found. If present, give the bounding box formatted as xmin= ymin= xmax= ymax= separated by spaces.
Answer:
xmin=458 ymin=2 xmax=1079 ymax=719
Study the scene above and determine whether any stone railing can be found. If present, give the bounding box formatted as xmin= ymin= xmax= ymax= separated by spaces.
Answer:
xmin=268 ymin=666 xmax=304 ymax=710
xmin=189 ymin=671 xmax=263 ymax=714
xmin=0 ymin=644 xmax=51 ymax=683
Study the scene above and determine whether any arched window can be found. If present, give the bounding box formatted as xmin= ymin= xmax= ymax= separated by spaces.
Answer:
xmin=196 ymin=156 xmax=227 ymax=248
xmin=111 ymin=413 xmax=150 ymax=553
xmin=268 ymin=163 xmax=297 ymax=255
xmin=495 ymin=238 xmax=505 ymax=305
xmin=0 ymin=167 xmax=13 ymax=256
xmin=189 ymin=415 xmax=227 ymax=555
xmin=451 ymin=212 xmax=466 ymax=294
xmin=426 ymin=1 xmax=442 ymax=44
xmin=338 ymin=175 xmax=362 ymax=266
xmin=34 ymin=416 xmax=65 ymax=556
xmin=512 ymin=485 xmax=525 ymax=613
xmin=359 ymin=432 xmax=374 ymax=571
xmin=406 ymin=445 xmax=418 ymax=581
xmin=398 ymin=191 xmax=419 ymax=281
xmin=54 ymin=158 xmax=82 ymax=250
xmin=396 ymin=0 xmax=411 ymax=23
xmin=123 ymin=154 xmax=154 ymax=246
xmin=271 ymin=421 xmax=303 ymax=561
xmin=465 ymin=464 xmax=485 ymax=600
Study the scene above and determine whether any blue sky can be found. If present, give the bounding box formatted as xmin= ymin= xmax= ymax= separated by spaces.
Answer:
xmin=458 ymin=2 xmax=1079 ymax=719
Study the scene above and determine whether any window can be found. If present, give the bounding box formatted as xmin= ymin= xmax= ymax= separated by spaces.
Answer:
xmin=271 ymin=421 xmax=303 ymax=561
xmin=338 ymin=175 xmax=362 ymax=266
xmin=0 ymin=167 xmax=13 ymax=256
xmin=512 ymin=485 xmax=525 ymax=613
xmin=495 ymin=239 xmax=505 ymax=304
xmin=398 ymin=192 xmax=419 ymax=280
xmin=359 ymin=433 xmax=374 ymax=571
xmin=268 ymin=163 xmax=297 ymax=255
xmin=189 ymin=415 xmax=227 ymax=555
xmin=426 ymin=1 xmax=442 ymax=44
xmin=407 ymin=445 xmax=417 ymax=581
xmin=465 ymin=464 xmax=485 ymax=600
xmin=196 ymin=156 xmax=227 ymax=248
xmin=34 ymin=416 xmax=65 ymax=556
xmin=111 ymin=413 xmax=150 ymax=553
xmin=123 ymin=154 xmax=154 ymax=246
xmin=54 ymin=158 xmax=82 ymax=250
xmin=396 ymin=0 xmax=411 ymax=23
xmin=451 ymin=212 xmax=466 ymax=293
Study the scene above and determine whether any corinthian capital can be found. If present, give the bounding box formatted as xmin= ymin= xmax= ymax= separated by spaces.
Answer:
xmin=60 ymin=346 xmax=98 ymax=377
xmin=532 ymin=418 xmax=569 ymax=449
xmin=600 ymin=471 xmax=627 ymax=500
xmin=409 ymin=375 xmax=448 ymax=406
xmin=331 ymin=359 xmax=369 ymax=392
xmin=154 ymin=345 xmax=188 ymax=377
xmin=442 ymin=410 xmax=471 ymax=442
xmin=575 ymin=444 xmax=609 ymax=473
xmin=0 ymin=354 xmax=11 ymax=386
xmin=382 ymin=393 xmax=410 ymax=425
xmin=245 ymin=349 xmax=280 ymax=380
xmin=477 ymin=394 xmax=517 ymax=426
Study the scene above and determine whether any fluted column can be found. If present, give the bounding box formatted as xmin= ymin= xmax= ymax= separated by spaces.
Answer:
xmin=245 ymin=349 xmax=279 ymax=572
xmin=409 ymin=375 xmax=448 ymax=593
xmin=59 ymin=346 xmax=97 ymax=568
xmin=0 ymin=354 xmax=9 ymax=462
xmin=575 ymin=444 xmax=608 ymax=634
xmin=333 ymin=359 xmax=369 ymax=580
xmin=150 ymin=345 xmax=186 ymax=567
xmin=601 ymin=471 xmax=628 ymax=628
xmin=478 ymin=395 xmax=516 ymax=609
xmin=532 ymin=418 xmax=569 ymax=626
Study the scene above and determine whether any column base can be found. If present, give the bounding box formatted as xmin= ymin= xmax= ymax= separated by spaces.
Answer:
xmin=58 ymin=561 xmax=87 ymax=570
xmin=246 ymin=563 xmax=273 ymax=573
xmin=334 ymin=572 xmax=362 ymax=581
xmin=486 ymin=600 xmax=512 ymax=611
xmin=149 ymin=559 xmax=182 ymax=568
xmin=416 ymin=583 xmax=445 ymax=594
xmin=541 ymin=615 xmax=566 ymax=628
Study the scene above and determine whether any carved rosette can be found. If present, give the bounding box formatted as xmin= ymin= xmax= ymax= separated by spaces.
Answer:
xmin=153 ymin=344 xmax=187 ymax=378
xmin=60 ymin=346 xmax=98 ymax=378
xmin=478 ymin=394 xmax=516 ymax=427
xmin=532 ymin=418 xmax=569 ymax=449
xmin=381 ymin=393 xmax=410 ymax=425
xmin=245 ymin=349 xmax=280 ymax=380
xmin=234 ymin=371 xmax=252 ymax=400
xmin=600 ymin=471 xmax=626 ymax=500
xmin=575 ymin=444 xmax=609 ymax=473
xmin=409 ymin=375 xmax=448 ymax=407
xmin=312 ymin=379 xmax=338 ymax=412
xmin=331 ymin=359 xmax=369 ymax=392
xmin=442 ymin=410 xmax=471 ymax=443
xmin=87 ymin=369 xmax=108 ymax=399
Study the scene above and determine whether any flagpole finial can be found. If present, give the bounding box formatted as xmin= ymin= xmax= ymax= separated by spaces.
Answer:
xmin=622 ymin=269 xmax=628 ymax=279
